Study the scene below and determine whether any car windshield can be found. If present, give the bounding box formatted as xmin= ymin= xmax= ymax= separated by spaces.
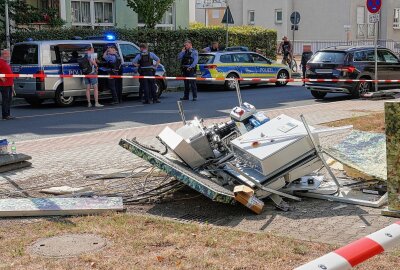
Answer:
xmin=311 ymin=51 xmax=346 ymax=64
xmin=11 ymin=44 xmax=39 ymax=65
xmin=198 ymin=54 xmax=215 ymax=64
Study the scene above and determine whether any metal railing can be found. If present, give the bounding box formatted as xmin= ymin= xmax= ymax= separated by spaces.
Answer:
xmin=284 ymin=39 xmax=400 ymax=55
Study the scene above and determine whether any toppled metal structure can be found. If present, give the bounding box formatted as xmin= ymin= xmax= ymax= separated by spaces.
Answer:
xmin=120 ymin=82 xmax=352 ymax=213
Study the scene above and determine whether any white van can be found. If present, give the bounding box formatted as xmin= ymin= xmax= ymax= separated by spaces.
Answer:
xmin=11 ymin=38 xmax=167 ymax=106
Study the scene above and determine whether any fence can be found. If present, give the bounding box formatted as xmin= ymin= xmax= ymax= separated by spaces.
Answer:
xmin=285 ymin=40 xmax=400 ymax=56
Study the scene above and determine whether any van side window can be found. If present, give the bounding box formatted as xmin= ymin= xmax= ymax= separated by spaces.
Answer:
xmin=11 ymin=44 xmax=39 ymax=65
xmin=119 ymin=44 xmax=140 ymax=62
xmin=57 ymin=44 xmax=91 ymax=64
xmin=50 ymin=46 xmax=61 ymax=64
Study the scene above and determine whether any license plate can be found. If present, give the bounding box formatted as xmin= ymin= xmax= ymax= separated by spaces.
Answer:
xmin=315 ymin=69 xmax=333 ymax=74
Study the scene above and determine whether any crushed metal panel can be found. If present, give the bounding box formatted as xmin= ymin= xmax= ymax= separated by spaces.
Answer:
xmin=325 ymin=131 xmax=386 ymax=180
xmin=119 ymin=139 xmax=235 ymax=204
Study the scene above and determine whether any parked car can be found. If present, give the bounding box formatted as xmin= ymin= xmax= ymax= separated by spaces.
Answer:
xmin=10 ymin=37 xmax=168 ymax=106
xmin=305 ymin=45 xmax=400 ymax=99
xmin=196 ymin=51 xmax=291 ymax=90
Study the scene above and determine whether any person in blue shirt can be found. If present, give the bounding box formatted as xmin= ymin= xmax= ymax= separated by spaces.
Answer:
xmin=178 ymin=40 xmax=199 ymax=101
xmin=102 ymin=45 xmax=121 ymax=104
xmin=133 ymin=43 xmax=161 ymax=104
xmin=202 ymin=41 xmax=221 ymax=53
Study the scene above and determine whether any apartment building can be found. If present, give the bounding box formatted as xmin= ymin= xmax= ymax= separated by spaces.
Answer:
xmin=22 ymin=0 xmax=191 ymax=29
xmin=195 ymin=0 xmax=400 ymax=41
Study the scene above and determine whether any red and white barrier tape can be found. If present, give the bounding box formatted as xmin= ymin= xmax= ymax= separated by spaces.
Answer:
xmin=1 ymin=73 xmax=400 ymax=83
xmin=295 ymin=221 xmax=400 ymax=270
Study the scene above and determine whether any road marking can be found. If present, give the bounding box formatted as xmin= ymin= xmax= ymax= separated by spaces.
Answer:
xmin=13 ymin=104 xmax=145 ymax=119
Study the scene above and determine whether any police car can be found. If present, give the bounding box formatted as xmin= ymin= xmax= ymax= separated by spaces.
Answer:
xmin=196 ymin=51 xmax=291 ymax=90
xmin=10 ymin=35 xmax=167 ymax=106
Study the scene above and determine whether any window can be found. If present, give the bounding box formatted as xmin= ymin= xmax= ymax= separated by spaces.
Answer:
xmin=11 ymin=44 xmax=39 ymax=65
xmin=248 ymin=10 xmax=255 ymax=25
xmin=119 ymin=44 xmax=140 ymax=62
xmin=56 ymin=44 xmax=91 ymax=64
xmin=198 ymin=54 xmax=215 ymax=64
xmin=275 ymin=9 xmax=282 ymax=24
xmin=251 ymin=54 xmax=269 ymax=64
xmin=310 ymin=51 xmax=346 ymax=64
xmin=71 ymin=1 xmax=91 ymax=24
xmin=356 ymin=7 xmax=365 ymax=24
xmin=232 ymin=53 xmax=252 ymax=63
xmin=394 ymin=8 xmax=400 ymax=29
xmin=219 ymin=54 xmax=233 ymax=63
xmin=212 ymin=10 xmax=220 ymax=19
xmin=71 ymin=0 xmax=114 ymax=26
xmin=138 ymin=5 xmax=174 ymax=28
xmin=379 ymin=50 xmax=400 ymax=63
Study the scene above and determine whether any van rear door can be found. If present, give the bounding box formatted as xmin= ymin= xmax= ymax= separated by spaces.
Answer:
xmin=11 ymin=44 xmax=40 ymax=97
xmin=57 ymin=43 xmax=91 ymax=96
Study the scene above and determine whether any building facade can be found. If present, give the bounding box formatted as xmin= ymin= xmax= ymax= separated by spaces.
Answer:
xmin=23 ymin=0 xmax=190 ymax=29
xmin=195 ymin=0 xmax=400 ymax=42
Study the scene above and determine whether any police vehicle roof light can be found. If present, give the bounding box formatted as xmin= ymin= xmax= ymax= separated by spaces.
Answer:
xmin=26 ymin=38 xmax=34 ymax=41
xmin=105 ymin=34 xmax=116 ymax=41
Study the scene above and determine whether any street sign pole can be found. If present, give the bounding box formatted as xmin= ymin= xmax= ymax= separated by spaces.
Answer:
xmin=374 ymin=21 xmax=378 ymax=92
xmin=5 ymin=0 xmax=11 ymax=49
xmin=225 ymin=3 xmax=229 ymax=48
xmin=366 ymin=0 xmax=382 ymax=92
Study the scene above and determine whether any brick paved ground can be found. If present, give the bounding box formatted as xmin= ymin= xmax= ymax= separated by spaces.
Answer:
xmin=0 ymin=98 xmax=398 ymax=246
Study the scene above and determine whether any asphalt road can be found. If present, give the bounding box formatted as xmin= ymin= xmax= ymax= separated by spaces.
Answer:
xmin=1 ymin=82 xmax=351 ymax=141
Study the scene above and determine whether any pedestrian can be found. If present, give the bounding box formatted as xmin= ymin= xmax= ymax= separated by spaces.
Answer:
xmin=178 ymin=40 xmax=199 ymax=101
xmin=81 ymin=47 xmax=103 ymax=107
xmin=202 ymin=41 xmax=221 ymax=52
xmin=300 ymin=45 xmax=313 ymax=86
xmin=102 ymin=45 xmax=121 ymax=104
xmin=0 ymin=49 xmax=14 ymax=120
xmin=133 ymin=43 xmax=161 ymax=104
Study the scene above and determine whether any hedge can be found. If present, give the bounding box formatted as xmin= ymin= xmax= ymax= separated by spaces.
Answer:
xmin=8 ymin=26 xmax=277 ymax=76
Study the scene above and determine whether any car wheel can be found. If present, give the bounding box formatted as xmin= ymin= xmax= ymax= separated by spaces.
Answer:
xmin=311 ymin=90 xmax=327 ymax=99
xmin=275 ymin=70 xmax=289 ymax=86
xmin=55 ymin=85 xmax=75 ymax=107
xmin=25 ymin=97 xmax=44 ymax=107
xmin=224 ymin=73 xmax=239 ymax=91
xmin=155 ymin=79 xmax=163 ymax=98
xmin=352 ymin=80 xmax=372 ymax=98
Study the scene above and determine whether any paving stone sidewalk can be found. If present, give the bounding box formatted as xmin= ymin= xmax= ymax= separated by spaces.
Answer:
xmin=1 ymin=98 xmax=398 ymax=246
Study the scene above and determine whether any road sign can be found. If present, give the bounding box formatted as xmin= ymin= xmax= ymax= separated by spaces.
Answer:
xmin=221 ymin=6 xmax=234 ymax=24
xmin=290 ymin=11 xmax=301 ymax=25
xmin=196 ymin=0 xmax=227 ymax=9
xmin=367 ymin=0 xmax=382 ymax=14
xmin=369 ymin=13 xmax=380 ymax=23
xmin=291 ymin=25 xmax=299 ymax=31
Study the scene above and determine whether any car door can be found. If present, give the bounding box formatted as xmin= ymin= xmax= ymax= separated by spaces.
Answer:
xmin=250 ymin=53 xmax=276 ymax=78
xmin=118 ymin=43 xmax=141 ymax=94
xmin=232 ymin=53 xmax=256 ymax=78
xmin=378 ymin=50 xmax=400 ymax=89
xmin=58 ymin=43 xmax=91 ymax=96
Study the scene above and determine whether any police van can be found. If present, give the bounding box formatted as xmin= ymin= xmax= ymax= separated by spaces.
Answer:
xmin=10 ymin=36 xmax=167 ymax=106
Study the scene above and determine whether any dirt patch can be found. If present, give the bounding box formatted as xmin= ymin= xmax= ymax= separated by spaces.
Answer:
xmin=0 ymin=213 xmax=398 ymax=269
xmin=324 ymin=112 xmax=385 ymax=133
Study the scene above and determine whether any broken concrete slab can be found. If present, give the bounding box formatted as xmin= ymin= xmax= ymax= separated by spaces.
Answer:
xmin=0 ymin=153 xmax=32 ymax=167
xmin=0 ymin=197 xmax=123 ymax=217
xmin=0 ymin=161 xmax=31 ymax=173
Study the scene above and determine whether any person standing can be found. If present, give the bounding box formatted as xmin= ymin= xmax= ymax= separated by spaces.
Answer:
xmin=133 ymin=43 xmax=161 ymax=104
xmin=277 ymin=36 xmax=293 ymax=66
xmin=0 ymin=49 xmax=14 ymax=120
xmin=82 ymin=47 xmax=103 ymax=107
xmin=202 ymin=41 xmax=221 ymax=53
xmin=102 ymin=45 xmax=121 ymax=104
xmin=300 ymin=45 xmax=313 ymax=86
xmin=178 ymin=40 xmax=199 ymax=101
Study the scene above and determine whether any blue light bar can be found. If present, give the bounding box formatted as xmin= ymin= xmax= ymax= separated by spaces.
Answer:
xmin=105 ymin=34 xmax=116 ymax=41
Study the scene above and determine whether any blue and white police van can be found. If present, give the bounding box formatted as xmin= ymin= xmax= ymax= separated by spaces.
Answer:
xmin=10 ymin=36 xmax=167 ymax=106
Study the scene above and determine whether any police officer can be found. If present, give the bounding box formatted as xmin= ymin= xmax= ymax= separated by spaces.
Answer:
xmin=102 ymin=45 xmax=121 ymax=104
xmin=178 ymin=40 xmax=198 ymax=101
xmin=202 ymin=41 xmax=221 ymax=52
xmin=133 ymin=43 xmax=161 ymax=104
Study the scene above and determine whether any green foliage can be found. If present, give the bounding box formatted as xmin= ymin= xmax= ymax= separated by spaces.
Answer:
xmin=126 ymin=0 xmax=175 ymax=29
xmin=9 ymin=27 xmax=277 ymax=75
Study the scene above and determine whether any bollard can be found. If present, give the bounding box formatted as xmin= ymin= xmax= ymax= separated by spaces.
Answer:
xmin=382 ymin=101 xmax=400 ymax=218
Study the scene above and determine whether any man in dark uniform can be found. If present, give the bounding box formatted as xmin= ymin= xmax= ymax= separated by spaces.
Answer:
xmin=102 ymin=45 xmax=121 ymax=104
xmin=133 ymin=43 xmax=161 ymax=104
xmin=178 ymin=40 xmax=199 ymax=101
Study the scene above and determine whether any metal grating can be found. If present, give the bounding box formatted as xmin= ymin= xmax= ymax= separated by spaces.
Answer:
xmin=176 ymin=213 xmax=230 ymax=226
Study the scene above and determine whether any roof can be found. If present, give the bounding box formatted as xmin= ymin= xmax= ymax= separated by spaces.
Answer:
xmin=320 ymin=45 xmax=384 ymax=52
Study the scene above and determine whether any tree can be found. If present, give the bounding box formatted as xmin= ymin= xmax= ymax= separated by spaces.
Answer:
xmin=126 ymin=0 xmax=175 ymax=29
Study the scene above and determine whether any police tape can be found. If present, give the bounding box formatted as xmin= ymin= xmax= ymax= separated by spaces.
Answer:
xmin=295 ymin=221 xmax=400 ymax=270
xmin=1 ymin=73 xmax=400 ymax=83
